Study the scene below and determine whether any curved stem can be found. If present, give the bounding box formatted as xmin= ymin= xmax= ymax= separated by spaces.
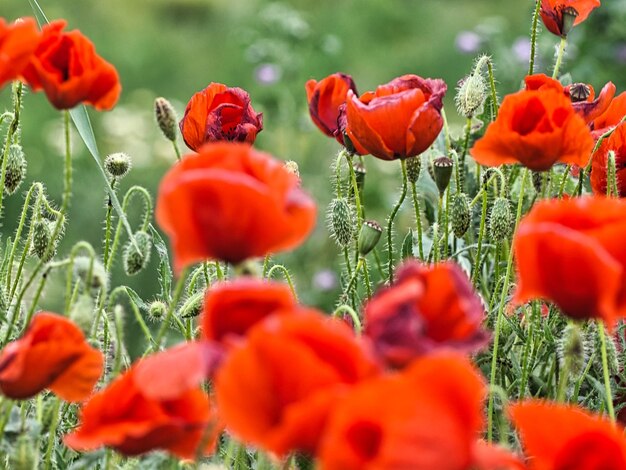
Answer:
xmin=154 ymin=269 xmax=188 ymax=349
xmin=387 ymin=160 xmax=408 ymax=283
xmin=552 ymin=36 xmax=567 ymax=79
xmin=332 ymin=304 xmax=362 ymax=334
xmin=267 ymin=264 xmax=297 ymax=300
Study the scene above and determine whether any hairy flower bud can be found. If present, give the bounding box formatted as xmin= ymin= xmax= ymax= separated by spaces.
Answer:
xmin=433 ymin=156 xmax=454 ymax=196
xmin=4 ymin=144 xmax=27 ymax=195
xmin=406 ymin=155 xmax=421 ymax=184
xmin=489 ymin=197 xmax=513 ymax=242
xmin=148 ymin=300 xmax=167 ymax=322
xmin=73 ymin=256 xmax=108 ymax=294
xmin=558 ymin=323 xmax=588 ymax=377
xmin=104 ymin=152 xmax=132 ymax=178
xmin=451 ymin=193 xmax=471 ymax=238
xmin=284 ymin=160 xmax=300 ymax=178
xmin=123 ymin=230 xmax=152 ymax=276
xmin=154 ymin=97 xmax=178 ymax=142
xmin=328 ymin=198 xmax=354 ymax=247
xmin=31 ymin=219 xmax=55 ymax=261
xmin=455 ymin=73 xmax=488 ymax=118
xmin=179 ymin=292 xmax=203 ymax=319
xmin=69 ymin=294 xmax=95 ymax=334
xmin=358 ymin=220 xmax=382 ymax=256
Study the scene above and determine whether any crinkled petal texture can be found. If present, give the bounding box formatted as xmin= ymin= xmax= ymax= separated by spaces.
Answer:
xmin=179 ymin=82 xmax=263 ymax=151
xmin=540 ymin=0 xmax=601 ymax=36
xmin=591 ymin=122 xmax=626 ymax=196
xmin=20 ymin=20 xmax=120 ymax=110
xmin=0 ymin=312 xmax=102 ymax=402
xmin=510 ymin=400 xmax=626 ymax=470
xmin=364 ymin=260 xmax=489 ymax=369
xmin=514 ymin=197 xmax=626 ymax=329
xmin=345 ymin=75 xmax=446 ymax=160
xmin=306 ymin=73 xmax=357 ymax=140
xmin=156 ymin=142 xmax=317 ymax=271
xmin=471 ymin=88 xmax=594 ymax=171
xmin=0 ymin=17 xmax=40 ymax=89
xmin=65 ymin=342 xmax=218 ymax=459
xmin=318 ymin=353 xmax=522 ymax=470
xmin=593 ymin=91 xmax=626 ymax=138
xmin=215 ymin=311 xmax=380 ymax=456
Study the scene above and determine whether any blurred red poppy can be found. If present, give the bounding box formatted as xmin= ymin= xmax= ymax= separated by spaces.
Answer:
xmin=364 ymin=260 xmax=489 ymax=369
xmin=471 ymin=88 xmax=594 ymax=171
xmin=593 ymin=91 xmax=626 ymax=138
xmin=156 ymin=142 xmax=316 ymax=272
xmin=514 ymin=197 xmax=626 ymax=328
xmin=215 ymin=311 xmax=380 ymax=456
xmin=65 ymin=342 xmax=218 ymax=459
xmin=345 ymin=74 xmax=447 ymax=160
xmin=21 ymin=20 xmax=120 ymax=110
xmin=540 ymin=0 xmax=601 ymax=37
xmin=0 ymin=312 xmax=102 ymax=402
xmin=510 ymin=400 xmax=626 ymax=470
xmin=591 ymin=122 xmax=626 ymax=196
xmin=0 ymin=17 xmax=40 ymax=90
xmin=180 ymin=83 xmax=263 ymax=151
xmin=318 ymin=353 xmax=523 ymax=470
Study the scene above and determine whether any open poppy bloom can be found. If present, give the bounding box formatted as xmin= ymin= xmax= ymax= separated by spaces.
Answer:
xmin=593 ymin=91 xmax=626 ymax=138
xmin=318 ymin=353 xmax=523 ymax=470
xmin=345 ymin=74 xmax=447 ymax=160
xmin=21 ymin=20 xmax=120 ymax=110
xmin=0 ymin=17 xmax=40 ymax=90
xmin=215 ymin=311 xmax=380 ymax=456
xmin=524 ymin=74 xmax=615 ymax=124
xmin=0 ymin=312 xmax=103 ymax=402
xmin=510 ymin=400 xmax=626 ymax=469
xmin=470 ymin=87 xmax=594 ymax=171
xmin=513 ymin=196 xmax=626 ymax=328
xmin=591 ymin=122 xmax=626 ymax=196
xmin=156 ymin=142 xmax=317 ymax=272
xmin=364 ymin=260 xmax=490 ymax=369
xmin=65 ymin=342 xmax=218 ymax=459
xmin=179 ymin=82 xmax=263 ymax=151
xmin=540 ymin=0 xmax=601 ymax=37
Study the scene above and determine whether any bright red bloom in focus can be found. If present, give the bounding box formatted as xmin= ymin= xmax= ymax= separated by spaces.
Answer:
xmin=471 ymin=88 xmax=594 ymax=171
xmin=318 ymin=354 xmax=523 ymax=470
xmin=179 ymin=82 xmax=263 ymax=151
xmin=0 ymin=312 xmax=102 ymax=402
xmin=215 ymin=311 xmax=380 ymax=456
xmin=593 ymin=91 xmax=626 ymax=138
xmin=364 ymin=260 xmax=489 ymax=369
xmin=0 ymin=17 xmax=40 ymax=90
xmin=514 ymin=197 xmax=626 ymax=329
xmin=591 ymin=122 xmax=626 ymax=196
xmin=65 ymin=342 xmax=218 ymax=459
xmin=540 ymin=0 xmax=601 ymax=37
xmin=21 ymin=20 xmax=120 ymax=110
xmin=345 ymin=74 xmax=447 ymax=160
xmin=510 ymin=400 xmax=626 ymax=470
xmin=156 ymin=142 xmax=316 ymax=272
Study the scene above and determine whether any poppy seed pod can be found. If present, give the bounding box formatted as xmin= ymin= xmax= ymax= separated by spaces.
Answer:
xmin=4 ymin=144 xmax=26 ymax=195
xmin=352 ymin=161 xmax=367 ymax=195
xmin=489 ymin=197 xmax=513 ymax=242
xmin=123 ymin=231 xmax=152 ymax=276
xmin=358 ymin=220 xmax=382 ymax=256
xmin=451 ymin=193 xmax=471 ymax=238
xmin=560 ymin=6 xmax=578 ymax=37
xmin=148 ymin=300 xmax=167 ymax=322
xmin=432 ymin=156 xmax=454 ymax=195
xmin=328 ymin=198 xmax=354 ymax=247
xmin=539 ymin=0 xmax=600 ymax=38
xmin=154 ymin=97 xmax=178 ymax=142
xmin=406 ymin=155 xmax=421 ymax=184
xmin=569 ymin=83 xmax=592 ymax=103
xmin=104 ymin=152 xmax=131 ymax=178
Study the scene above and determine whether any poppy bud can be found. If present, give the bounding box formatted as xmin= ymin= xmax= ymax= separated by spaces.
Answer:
xmin=489 ymin=197 xmax=513 ymax=242
xmin=406 ymin=155 xmax=421 ymax=184
xmin=104 ymin=152 xmax=132 ymax=179
xmin=352 ymin=161 xmax=367 ymax=195
xmin=180 ymin=292 xmax=203 ymax=319
xmin=154 ymin=97 xmax=178 ymax=142
xmin=148 ymin=300 xmax=167 ymax=322
xmin=558 ymin=323 xmax=587 ymax=378
xmin=532 ymin=171 xmax=544 ymax=194
xmin=31 ymin=219 xmax=55 ymax=261
xmin=588 ymin=324 xmax=620 ymax=375
xmin=328 ymin=198 xmax=354 ymax=247
xmin=569 ymin=83 xmax=591 ymax=103
xmin=455 ymin=73 xmax=488 ymax=118
xmin=73 ymin=256 xmax=108 ymax=294
xmin=432 ymin=156 xmax=454 ymax=195
xmin=560 ymin=6 xmax=578 ymax=37
xmin=9 ymin=434 xmax=37 ymax=470
xmin=358 ymin=220 xmax=382 ymax=256
xmin=451 ymin=193 xmax=471 ymax=238
xmin=284 ymin=160 xmax=300 ymax=178
xmin=123 ymin=231 xmax=152 ymax=276
xmin=69 ymin=294 xmax=95 ymax=334
xmin=4 ymin=144 xmax=27 ymax=195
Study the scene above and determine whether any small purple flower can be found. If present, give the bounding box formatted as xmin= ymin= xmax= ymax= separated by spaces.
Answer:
xmin=455 ymin=31 xmax=482 ymax=54
xmin=616 ymin=43 xmax=626 ymax=64
xmin=512 ymin=37 xmax=531 ymax=63
xmin=254 ymin=63 xmax=282 ymax=86
xmin=313 ymin=269 xmax=337 ymax=291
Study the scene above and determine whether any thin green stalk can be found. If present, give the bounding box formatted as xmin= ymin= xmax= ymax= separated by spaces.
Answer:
xmin=103 ymin=179 xmax=117 ymax=268
xmin=341 ymin=258 xmax=363 ymax=304
xmin=43 ymin=398 xmax=61 ymax=470
xmin=488 ymin=168 xmax=529 ymax=442
xmin=552 ymin=36 xmax=567 ymax=79
xmin=471 ymin=190 xmax=488 ymax=286
xmin=267 ymin=264 xmax=297 ymax=300
xmin=410 ymin=182 xmax=424 ymax=260
xmin=519 ymin=302 xmax=539 ymax=399
xmin=528 ymin=0 xmax=542 ymax=75
xmin=598 ymin=323 xmax=616 ymax=421
xmin=154 ymin=269 xmax=188 ymax=349
xmin=362 ymin=258 xmax=372 ymax=299
xmin=558 ymin=165 xmax=572 ymax=198
xmin=172 ymin=140 xmax=182 ymax=161
xmin=0 ymin=83 xmax=22 ymax=220
xmin=387 ymin=160 xmax=408 ymax=283
xmin=486 ymin=59 xmax=499 ymax=118
xmin=460 ymin=118 xmax=472 ymax=190
xmin=332 ymin=304 xmax=362 ymax=334
xmin=443 ymin=187 xmax=451 ymax=259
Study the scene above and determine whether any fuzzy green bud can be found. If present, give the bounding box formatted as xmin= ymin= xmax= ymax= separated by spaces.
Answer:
xmin=328 ymin=198 xmax=354 ymax=247
xmin=73 ymin=256 xmax=108 ymax=293
xmin=358 ymin=220 xmax=382 ymax=256
xmin=155 ymin=97 xmax=178 ymax=142
xmin=455 ymin=73 xmax=488 ymax=118
xmin=123 ymin=230 xmax=152 ymax=276
xmin=69 ymin=294 xmax=95 ymax=334
xmin=451 ymin=193 xmax=471 ymax=238
xmin=148 ymin=300 xmax=167 ymax=322
xmin=489 ymin=197 xmax=513 ymax=242
xmin=180 ymin=292 xmax=204 ymax=319
xmin=30 ymin=219 xmax=55 ymax=261
xmin=284 ymin=160 xmax=300 ymax=178
xmin=558 ymin=323 xmax=587 ymax=377
xmin=104 ymin=152 xmax=132 ymax=178
xmin=432 ymin=156 xmax=454 ymax=196
xmin=4 ymin=144 xmax=27 ymax=195
xmin=406 ymin=155 xmax=421 ymax=184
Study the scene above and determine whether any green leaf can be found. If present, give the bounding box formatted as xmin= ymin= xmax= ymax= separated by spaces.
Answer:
xmin=149 ymin=224 xmax=173 ymax=301
xmin=400 ymin=229 xmax=414 ymax=260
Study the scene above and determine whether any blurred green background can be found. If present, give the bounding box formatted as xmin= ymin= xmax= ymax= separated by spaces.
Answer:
xmin=2 ymin=0 xmax=626 ymax=314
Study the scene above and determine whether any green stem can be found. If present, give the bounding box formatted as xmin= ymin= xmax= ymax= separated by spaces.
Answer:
xmin=410 ymin=182 xmax=424 ymax=260
xmin=387 ymin=160 xmax=408 ymax=282
xmin=598 ymin=322 xmax=616 ymax=421
xmin=43 ymin=399 xmax=61 ymax=470
xmin=154 ymin=269 xmax=188 ymax=349
xmin=528 ymin=0 xmax=542 ymax=75
xmin=172 ymin=140 xmax=182 ymax=161
xmin=0 ymin=83 xmax=22 ymax=220
xmin=486 ymin=59 xmax=499 ymax=119
xmin=558 ymin=165 xmax=571 ymax=198
xmin=552 ymin=36 xmax=567 ymax=79
xmin=332 ymin=304 xmax=362 ymax=334
xmin=267 ymin=264 xmax=297 ymax=300
xmin=471 ymin=190 xmax=488 ymax=286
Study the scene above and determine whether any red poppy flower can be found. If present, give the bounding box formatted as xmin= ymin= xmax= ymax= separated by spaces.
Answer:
xmin=540 ymin=0 xmax=601 ymax=37
xmin=0 ymin=312 xmax=103 ymax=402
xmin=591 ymin=122 xmax=626 ymax=196
xmin=345 ymin=74 xmax=447 ymax=160
xmin=215 ymin=311 xmax=380 ymax=456
xmin=179 ymin=82 xmax=263 ymax=151
xmin=593 ymin=91 xmax=626 ymax=138
xmin=156 ymin=142 xmax=317 ymax=272
xmin=318 ymin=353 xmax=523 ymax=470
xmin=0 ymin=17 xmax=40 ymax=90
xmin=470 ymin=88 xmax=594 ymax=171
xmin=525 ymin=74 xmax=615 ymax=124
xmin=364 ymin=260 xmax=489 ymax=369
xmin=510 ymin=400 xmax=626 ymax=470
xmin=21 ymin=20 xmax=120 ymax=110
xmin=513 ymin=196 xmax=626 ymax=328
xmin=305 ymin=73 xmax=360 ymax=147
xmin=65 ymin=342 xmax=218 ymax=459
